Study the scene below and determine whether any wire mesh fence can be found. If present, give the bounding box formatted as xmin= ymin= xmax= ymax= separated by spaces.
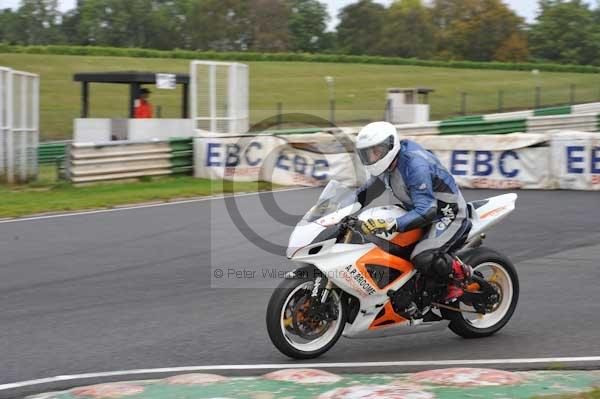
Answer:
xmin=0 ymin=66 xmax=39 ymax=183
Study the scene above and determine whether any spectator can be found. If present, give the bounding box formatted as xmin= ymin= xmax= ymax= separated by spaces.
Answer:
xmin=134 ymin=88 xmax=153 ymax=118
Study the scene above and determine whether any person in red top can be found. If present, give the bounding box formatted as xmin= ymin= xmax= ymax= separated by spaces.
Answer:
xmin=134 ymin=88 xmax=153 ymax=118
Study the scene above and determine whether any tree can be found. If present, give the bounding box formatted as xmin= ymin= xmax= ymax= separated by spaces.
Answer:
xmin=494 ymin=32 xmax=530 ymax=62
xmin=432 ymin=0 xmax=527 ymax=61
xmin=377 ymin=0 xmax=436 ymax=58
xmin=288 ymin=0 xmax=330 ymax=52
xmin=336 ymin=0 xmax=385 ymax=55
xmin=246 ymin=0 xmax=291 ymax=51
xmin=77 ymin=0 xmax=133 ymax=46
xmin=15 ymin=0 xmax=64 ymax=45
xmin=76 ymin=0 xmax=172 ymax=48
xmin=60 ymin=5 xmax=82 ymax=45
xmin=147 ymin=0 xmax=193 ymax=50
xmin=186 ymin=0 xmax=250 ymax=51
xmin=0 ymin=9 xmax=21 ymax=44
xmin=530 ymin=0 xmax=600 ymax=65
xmin=431 ymin=0 xmax=478 ymax=57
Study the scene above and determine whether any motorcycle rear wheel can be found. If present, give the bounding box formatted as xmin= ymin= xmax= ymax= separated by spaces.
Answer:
xmin=266 ymin=275 xmax=346 ymax=359
xmin=445 ymin=247 xmax=519 ymax=338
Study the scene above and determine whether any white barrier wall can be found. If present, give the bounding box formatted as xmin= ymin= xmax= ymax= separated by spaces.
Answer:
xmin=128 ymin=119 xmax=193 ymax=141
xmin=74 ymin=118 xmax=194 ymax=143
xmin=74 ymin=119 xmax=112 ymax=143
xmin=432 ymin=147 xmax=552 ymax=189
xmin=195 ymin=131 xmax=600 ymax=191
xmin=551 ymin=131 xmax=600 ymax=190
xmin=195 ymin=135 xmax=367 ymax=187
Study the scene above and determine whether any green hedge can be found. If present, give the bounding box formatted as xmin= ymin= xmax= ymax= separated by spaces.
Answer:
xmin=1 ymin=44 xmax=599 ymax=74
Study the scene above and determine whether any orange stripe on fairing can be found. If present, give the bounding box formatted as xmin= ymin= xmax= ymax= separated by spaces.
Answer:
xmin=369 ymin=302 xmax=407 ymax=330
xmin=356 ymin=246 xmax=415 ymax=293
xmin=358 ymin=230 xmax=421 ymax=331
xmin=479 ymin=206 xmax=508 ymax=220
xmin=390 ymin=228 xmax=423 ymax=246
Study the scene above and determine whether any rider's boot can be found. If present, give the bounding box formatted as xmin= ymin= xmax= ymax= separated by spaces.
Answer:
xmin=444 ymin=259 xmax=468 ymax=302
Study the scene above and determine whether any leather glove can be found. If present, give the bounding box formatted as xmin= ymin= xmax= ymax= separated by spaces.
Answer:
xmin=360 ymin=218 xmax=397 ymax=237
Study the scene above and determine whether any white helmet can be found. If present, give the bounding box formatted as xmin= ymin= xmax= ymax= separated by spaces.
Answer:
xmin=355 ymin=121 xmax=400 ymax=176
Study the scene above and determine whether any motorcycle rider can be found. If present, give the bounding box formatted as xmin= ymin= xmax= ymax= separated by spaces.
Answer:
xmin=354 ymin=121 xmax=471 ymax=301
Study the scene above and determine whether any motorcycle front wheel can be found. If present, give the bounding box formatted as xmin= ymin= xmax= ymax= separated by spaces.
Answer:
xmin=266 ymin=275 xmax=346 ymax=359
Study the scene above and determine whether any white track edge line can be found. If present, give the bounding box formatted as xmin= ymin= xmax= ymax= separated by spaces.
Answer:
xmin=0 ymin=187 xmax=313 ymax=225
xmin=2 ymin=356 xmax=599 ymax=391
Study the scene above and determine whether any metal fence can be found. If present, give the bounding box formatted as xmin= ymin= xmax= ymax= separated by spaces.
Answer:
xmin=0 ymin=66 xmax=39 ymax=183
xmin=190 ymin=60 xmax=249 ymax=134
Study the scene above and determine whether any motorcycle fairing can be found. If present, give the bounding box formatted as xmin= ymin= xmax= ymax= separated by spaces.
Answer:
xmin=285 ymin=181 xmax=518 ymax=340
xmin=467 ymin=193 xmax=518 ymax=241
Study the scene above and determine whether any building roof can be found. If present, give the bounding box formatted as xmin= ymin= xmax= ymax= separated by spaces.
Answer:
xmin=73 ymin=71 xmax=190 ymax=84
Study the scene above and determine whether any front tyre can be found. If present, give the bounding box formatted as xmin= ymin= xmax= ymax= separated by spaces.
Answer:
xmin=266 ymin=276 xmax=346 ymax=359
xmin=446 ymin=247 xmax=519 ymax=338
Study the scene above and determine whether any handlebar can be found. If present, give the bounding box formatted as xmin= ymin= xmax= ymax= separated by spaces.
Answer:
xmin=340 ymin=216 xmax=398 ymax=251
xmin=340 ymin=215 xmax=359 ymax=229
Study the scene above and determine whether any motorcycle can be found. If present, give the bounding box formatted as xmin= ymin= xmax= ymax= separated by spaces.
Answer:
xmin=266 ymin=180 xmax=519 ymax=359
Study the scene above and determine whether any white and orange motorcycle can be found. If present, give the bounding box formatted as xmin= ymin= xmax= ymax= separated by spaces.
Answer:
xmin=267 ymin=180 xmax=519 ymax=359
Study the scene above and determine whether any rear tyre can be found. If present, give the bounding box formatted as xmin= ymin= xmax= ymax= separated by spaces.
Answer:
xmin=266 ymin=276 xmax=346 ymax=359
xmin=445 ymin=247 xmax=519 ymax=338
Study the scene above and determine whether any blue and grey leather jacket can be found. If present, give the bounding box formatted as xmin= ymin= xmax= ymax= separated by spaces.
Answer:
xmin=356 ymin=139 xmax=465 ymax=232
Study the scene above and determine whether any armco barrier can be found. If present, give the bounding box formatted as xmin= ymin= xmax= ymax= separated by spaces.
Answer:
xmin=67 ymin=138 xmax=193 ymax=183
xmin=439 ymin=118 xmax=527 ymax=135
xmin=395 ymin=110 xmax=600 ymax=137
xmin=527 ymin=114 xmax=599 ymax=134
xmin=169 ymin=137 xmax=194 ymax=174
xmin=477 ymin=102 xmax=600 ymax=121
xmin=38 ymin=142 xmax=67 ymax=164
xmin=61 ymin=102 xmax=600 ymax=185
xmin=434 ymin=113 xmax=598 ymax=136
xmin=332 ymin=103 xmax=600 ymax=138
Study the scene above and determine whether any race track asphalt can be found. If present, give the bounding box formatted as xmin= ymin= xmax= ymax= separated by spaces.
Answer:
xmin=1 ymin=188 xmax=599 ymax=397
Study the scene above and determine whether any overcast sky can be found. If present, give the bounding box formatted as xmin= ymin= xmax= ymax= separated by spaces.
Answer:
xmin=0 ymin=0 xmax=593 ymax=29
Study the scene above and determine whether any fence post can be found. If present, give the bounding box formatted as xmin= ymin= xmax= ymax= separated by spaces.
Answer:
xmin=6 ymin=69 xmax=14 ymax=184
xmin=460 ymin=92 xmax=467 ymax=116
xmin=569 ymin=84 xmax=576 ymax=105
xmin=329 ymin=99 xmax=336 ymax=125
xmin=32 ymin=73 xmax=39 ymax=177
xmin=498 ymin=90 xmax=504 ymax=113
xmin=535 ymin=86 xmax=541 ymax=109
xmin=384 ymin=98 xmax=392 ymax=122
xmin=276 ymin=102 xmax=283 ymax=126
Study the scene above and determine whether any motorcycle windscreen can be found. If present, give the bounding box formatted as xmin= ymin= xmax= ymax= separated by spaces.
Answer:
xmin=287 ymin=180 xmax=360 ymax=258
xmin=302 ymin=180 xmax=360 ymax=225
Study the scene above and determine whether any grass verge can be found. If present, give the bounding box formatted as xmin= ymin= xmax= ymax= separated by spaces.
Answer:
xmin=1 ymin=53 xmax=600 ymax=140
xmin=0 ymin=169 xmax=277 ymax=219
xmin=532 ymin=388 xmax=600 ymax=398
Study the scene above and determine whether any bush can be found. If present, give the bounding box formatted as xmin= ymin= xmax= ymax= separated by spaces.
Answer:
xmin=1 ymin=44 xmax=599 ymax=74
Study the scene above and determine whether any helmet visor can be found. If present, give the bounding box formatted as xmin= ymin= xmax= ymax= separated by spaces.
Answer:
xmin=357 ymin=136 xmax=395 ymax=166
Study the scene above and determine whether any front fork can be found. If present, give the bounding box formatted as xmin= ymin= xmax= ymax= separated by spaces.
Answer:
xmin=308 ymin=224 xmax=357 ymax=320
xmin=311 ymin=275 xmax=332 ymax=303
xmin=314 ymin=227 xmax=353 ymax=304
